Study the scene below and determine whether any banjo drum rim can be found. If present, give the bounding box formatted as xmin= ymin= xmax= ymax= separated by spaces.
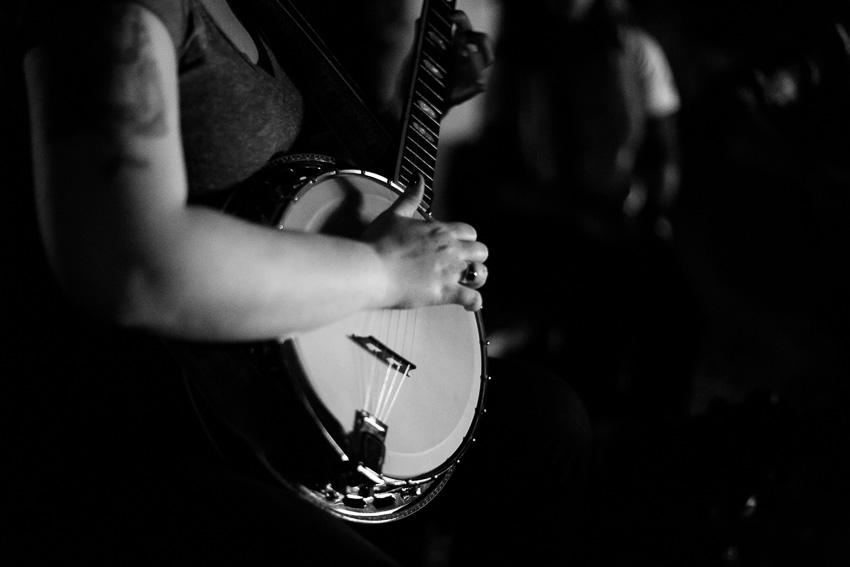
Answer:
xmin=274 ymin=165 xmax=489 ymax=481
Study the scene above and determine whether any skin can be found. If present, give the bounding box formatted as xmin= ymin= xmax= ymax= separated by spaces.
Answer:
xmin=24 ymin=2 xmax=489 ymax=342
xmin=446 ymin=9 xmax=495 ymax=106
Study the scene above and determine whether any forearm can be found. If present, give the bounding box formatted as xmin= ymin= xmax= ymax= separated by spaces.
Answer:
xmin=119 ymin=206 xmax=390 ymax=340
xmin=45 ymin=198 xmax=389 ymax=341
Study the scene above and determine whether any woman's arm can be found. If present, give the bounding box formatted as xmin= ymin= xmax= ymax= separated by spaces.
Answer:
xmin=25 ymin=3 xmax=486 ymax=341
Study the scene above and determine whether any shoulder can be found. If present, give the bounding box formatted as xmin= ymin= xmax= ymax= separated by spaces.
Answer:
xmin=125 ymin=0 xmax=194 ymax=51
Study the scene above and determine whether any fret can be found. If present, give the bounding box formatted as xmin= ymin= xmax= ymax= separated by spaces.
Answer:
xmin=413 ymin=126 xmax=439 ymax=147
xmin=400 ymin=152 xmax=437 ymax=179
xmin=409 ymin=117 xmax=439 ymax=144
xmin=402 ymin=133 xmax=438 ymax=158
xmin=426 ymin=35 xmax=450 ymax=54
xmin=421 ymin=56 xmax=446 ymax=81
xmin=403 ymin=135 xmax=438 ymax=165
xmin=415 ymin=82 xmax=446 ymax=106
xmin=399 ymin=162 xmax=435 ymax=192
xmin=397 ymin=180 xmax=435 ymax=210
xmin=410 ymin=88 xmax=445 ymax=121
xmin=418 ymin=83 xmax=444 ymax=106
xmin=412 ymin=81 xmax=445 ymax=110
xmin=428 ymin=3 xmax=452 ymax=29
xmin=421 ymin=51 xmax=447 ymax=74
xmin=410 ymin=113 xmax=439 ymax=138
xmin=425 ymin=25 xmax=452 ymax=47
xmin=403 ymin=132 xmax=438 ymax=156
xmin=399 ymin=168 xmax=435 ymax=191
xmin=414 ymin=99 xmax=441 ymax=122
xmin=412 ymin=94 xmax=441 ymax=116
xmin=402 ymin=132 xmax=438 ymax=159
xmin=416 ymin=57 xmax=447 ymax=91
xmin=401 ymin=158 xmax=436 ymax=182
xmin=410 ymin=127 xmax=436 ymax=148
xmin=425 ymin=29 xmax=448 ymax=50
xmin=393 ymin=0 xmax=457 ymax=210
xmin=421 ymin=52 xmax=448 ymax=76
xmin=404 ymin=151 xmax=438 ymax=176
xmin=403 ymin=152 xmax=435 ymax=179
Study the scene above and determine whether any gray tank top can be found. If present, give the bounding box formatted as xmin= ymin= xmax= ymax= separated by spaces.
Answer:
xmin=19 ymin=0 xmax=305 ymax=197
xmin=147 ymin=0 xmax=305 ymax=196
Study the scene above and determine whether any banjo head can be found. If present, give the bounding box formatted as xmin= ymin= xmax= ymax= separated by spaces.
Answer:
xmin=281 ymin=171 xmax=486 ymax=478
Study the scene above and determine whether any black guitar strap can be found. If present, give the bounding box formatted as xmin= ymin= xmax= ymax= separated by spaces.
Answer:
xmin=238 ymin=0 xmax=396 ymax=171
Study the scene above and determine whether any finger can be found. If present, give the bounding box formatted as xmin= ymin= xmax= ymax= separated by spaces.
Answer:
xmin=442 ymin=220 xmax=479 ymax=243
xmin=456 ymin=238 xmax=488 ymax=263
xmin=390 ymin=173 xmax=426 ymax=218
xmin=459 ymin=32 xmax=493 ymax=77
xmin=459 ymin=261 xmax=488 ymax=289
xmin=449 ymin=10 xmax=473 ymax=33
xmin=467 ymin=31 xmax=495 ymax=69
xmin=454 ymin=285 xmax=483 ymax=312
xmin=449 ymin=10 xmax=493 ymax=65
xmin=447 ymin=33 xmax=493 ymax=106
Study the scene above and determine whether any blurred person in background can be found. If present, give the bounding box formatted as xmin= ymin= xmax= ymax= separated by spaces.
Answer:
xmin=446 ymin=0 xmax=702 ymax=428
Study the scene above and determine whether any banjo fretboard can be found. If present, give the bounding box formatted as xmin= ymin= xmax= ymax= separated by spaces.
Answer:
xmin=394 ymin=0 xmax=457 ymax=213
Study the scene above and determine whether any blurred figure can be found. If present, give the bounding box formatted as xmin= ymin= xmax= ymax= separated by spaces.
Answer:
xmin=446 ymin=0 xmax=702 ymax=424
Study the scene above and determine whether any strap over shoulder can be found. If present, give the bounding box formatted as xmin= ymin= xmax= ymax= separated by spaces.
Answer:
xmin=236 ymin=0 xmax=395 ymax=172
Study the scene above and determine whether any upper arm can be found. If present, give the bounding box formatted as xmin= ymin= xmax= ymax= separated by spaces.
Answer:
xmin=24 ymin=3 xmax=187 ymax=315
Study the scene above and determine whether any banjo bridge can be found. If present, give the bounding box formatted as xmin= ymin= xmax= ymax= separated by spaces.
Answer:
xmin=348 ymin=335 xmax=417 ymax=375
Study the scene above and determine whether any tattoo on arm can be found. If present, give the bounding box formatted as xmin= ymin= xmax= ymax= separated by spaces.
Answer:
xmin=104 ymin=6 xmax=167 ymax=138
xmin=49 ymin=5 xmax=169 ymax=143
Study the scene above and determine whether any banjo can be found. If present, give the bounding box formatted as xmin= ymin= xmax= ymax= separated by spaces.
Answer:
xmin=174 ymin=0 xmax=489 ymax=524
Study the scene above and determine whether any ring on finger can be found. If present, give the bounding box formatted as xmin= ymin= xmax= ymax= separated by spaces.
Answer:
xmin=461 ymin=263 xmax=478 ymax=285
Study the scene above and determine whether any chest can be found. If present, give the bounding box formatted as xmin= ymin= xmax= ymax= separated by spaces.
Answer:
xmin=179 ymin=0 xmax=304 ymax=196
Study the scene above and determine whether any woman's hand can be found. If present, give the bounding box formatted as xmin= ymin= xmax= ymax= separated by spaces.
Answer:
xmin=387 ymin=10 xmax=495 ymax=120
xmin=445 ymin=10 xmax=495 ymax=108
xmin=363 ymin=176 xmax=488 ymax=312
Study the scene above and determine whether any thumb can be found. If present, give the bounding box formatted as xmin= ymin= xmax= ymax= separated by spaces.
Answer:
xmin=389 ymin=173 xmax=426 ymax=219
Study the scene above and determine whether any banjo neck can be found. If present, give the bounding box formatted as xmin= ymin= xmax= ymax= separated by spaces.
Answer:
xmin=393 ymin=0 xmax=457 ymax=214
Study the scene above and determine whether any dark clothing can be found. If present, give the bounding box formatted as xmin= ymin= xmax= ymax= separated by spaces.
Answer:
xmin=11 ymin=356 xmax=590 ymax=566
